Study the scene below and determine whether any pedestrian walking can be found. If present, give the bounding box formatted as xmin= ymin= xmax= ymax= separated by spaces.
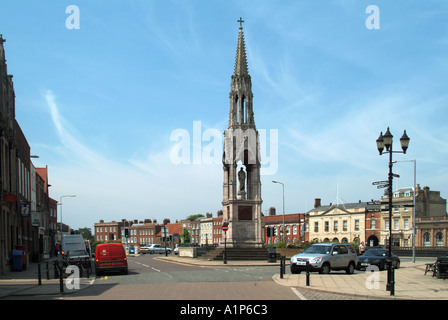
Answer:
xmin=359 ymin=242 xmax=366 ymax=255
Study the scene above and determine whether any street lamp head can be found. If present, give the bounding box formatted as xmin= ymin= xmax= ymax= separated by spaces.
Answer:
xmin=400 ymin=130 xmax=410 ymax=154
xmin=376 ymin=131 xmax=384 ymax=155
xmin=382 ymin=127 xmax=393 ymax=151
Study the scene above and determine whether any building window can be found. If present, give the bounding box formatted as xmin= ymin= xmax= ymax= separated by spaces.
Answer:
xmin=354 ymin=220 xmax=359 ymax=231
xmin=314 ymin=222 xmax=318 ymax=232
xmin=333 ymin=221 xmax=338 ymax=232
xmin=343 ymin=220 xmax=347 ymax=231
xmin=385 ymin=219 xmax=389 ymax=230
xmin=394 ymin=219 xmax=399 ymax=231
xmin=324 ymin=221 xmax=329 ymax=232
xmin=423 ymin=232 xmax=431 ymax=247
xmin=436 ymin=232 xmax=444 ymax=247
xmin=404 ymin=218 xmax=409 ymax=230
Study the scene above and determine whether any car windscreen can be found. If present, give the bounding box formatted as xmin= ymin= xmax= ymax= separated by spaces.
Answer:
xmin=303 ymin=245 xmax=332 ymax=254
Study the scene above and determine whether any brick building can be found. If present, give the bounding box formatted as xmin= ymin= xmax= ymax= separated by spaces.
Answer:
xmin=262 ymin=207 xmax=309 ymax=245
xmin=94 ymin=220 xmax=123 ymax=242
xmin=0 ymin=36 xmax=59 ymax=273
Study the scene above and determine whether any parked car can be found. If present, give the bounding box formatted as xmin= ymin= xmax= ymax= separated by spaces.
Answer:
xmin=290 ymin=243 xmax=358 ymax=274
xmin=357 ymin=248 xmax=400 ymax=270
xmin=140 ymin=244 xmax=172 ymax=254
xmin=66 ymin=249 xmax=90 ymax=263
xmin=95 ymin=243 xmax=128 ymax=276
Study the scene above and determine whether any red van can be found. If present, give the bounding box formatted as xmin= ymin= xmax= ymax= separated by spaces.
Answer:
xmin=95 ymin=243 xmax=128 ymax=276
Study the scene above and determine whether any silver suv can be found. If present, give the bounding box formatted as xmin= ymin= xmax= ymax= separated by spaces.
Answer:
xmin=290 ymin=243 xmax=358 ymax=274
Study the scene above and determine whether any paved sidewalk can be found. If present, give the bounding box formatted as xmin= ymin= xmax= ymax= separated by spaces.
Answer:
xmin=0 ymin=258 xmax=95 ymax=299
xmin=273 ymin=259 xmax=448 ymax=300
xmin=158 ymin=256 xmax=448 ymax=300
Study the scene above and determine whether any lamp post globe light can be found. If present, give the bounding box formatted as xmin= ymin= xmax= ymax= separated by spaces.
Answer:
xmin=376 ymin=127 xmax=410 ymax=296
xmin=272 ymin=181 xmax=285 ymax=243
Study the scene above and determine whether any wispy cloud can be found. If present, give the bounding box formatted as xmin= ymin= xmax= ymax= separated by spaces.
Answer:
xmin=44 ymin=90 xmax=105 ymax=167
xmin=43 ymin=90 xmax=223 ymax=228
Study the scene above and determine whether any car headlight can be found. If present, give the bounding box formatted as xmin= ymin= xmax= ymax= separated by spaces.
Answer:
xmin=310 ymin=257 xmax=322 ymax=263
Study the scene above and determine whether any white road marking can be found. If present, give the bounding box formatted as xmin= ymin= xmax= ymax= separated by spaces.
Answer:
xmin=291 ymin=287 xmax=307 ymax=300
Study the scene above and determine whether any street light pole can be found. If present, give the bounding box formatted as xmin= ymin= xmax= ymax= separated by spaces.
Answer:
xmin=376 ymin=127 xmax=410 ymax=296
xmin=59 ymin=195 xmax=76 ymax=244
xmin=272 ymin=181 xmax=285 ymax=243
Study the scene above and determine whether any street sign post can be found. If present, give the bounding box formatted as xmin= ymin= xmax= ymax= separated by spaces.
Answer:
xmin=372 ymin=180 xmax=388 ymax=185
xmin=222 ymin=223 xmax=229 ymax=264
xmin=162 ymin=226 xmax=168 ymax=256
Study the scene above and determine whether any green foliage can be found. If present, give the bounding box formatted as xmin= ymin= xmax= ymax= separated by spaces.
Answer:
xmin=186 ymin=214 xmax=205 ymax=220
xmin=181 ymin=228 xmax=191 ymax=244
xmin=76 ymin=227 xmax=94 ymax=242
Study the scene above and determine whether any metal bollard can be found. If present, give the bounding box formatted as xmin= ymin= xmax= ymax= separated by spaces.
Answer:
xmin=280 ymin=255 xmax=286 ymax=279
xmin=38 ymin=263 xmax=42 ymax=285
xmin=306 ymin=260 xmax=310 ymax=286
xmin=59 ymin=263 xmax=64 ymax=293
xmin=46 ymin=261 xmax=50 ymax=280
xmin=282 ymin=256 xmax=286 ymax=276
xmin=54 ymin=261 xmax=59 ymax=279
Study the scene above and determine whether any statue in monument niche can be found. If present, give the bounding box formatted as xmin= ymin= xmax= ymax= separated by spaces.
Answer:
xmin=238 ymin=167 xmax=246 ymax=193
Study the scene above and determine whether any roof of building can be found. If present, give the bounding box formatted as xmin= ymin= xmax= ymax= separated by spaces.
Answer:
xmin=309 ymin=201 xmax=381 ymax=213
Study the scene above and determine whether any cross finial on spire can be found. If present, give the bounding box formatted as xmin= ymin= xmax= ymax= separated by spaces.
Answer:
xmin=237 ymin=17 xmax=244 ymax=29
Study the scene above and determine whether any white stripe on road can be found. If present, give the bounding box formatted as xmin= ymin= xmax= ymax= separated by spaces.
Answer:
xmin=291 ymin=287 xmax=307 ymax=300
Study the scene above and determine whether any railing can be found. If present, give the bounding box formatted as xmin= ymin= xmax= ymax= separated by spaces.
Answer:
xmin=387 ymin=246 xmax=448 ymax=257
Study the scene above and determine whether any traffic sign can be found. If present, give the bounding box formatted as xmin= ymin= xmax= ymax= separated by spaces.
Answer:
xmin=222 ymin=223 xmax=229 ymax=232
xmin=377 ymin=184 xmax=389 ymax=189
xmin=372 ymin=181 xmax=388 ymax=185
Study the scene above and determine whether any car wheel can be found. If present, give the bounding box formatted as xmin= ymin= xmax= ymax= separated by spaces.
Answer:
xmin=150 ymin=250 xmax=154 ymax=254
xmin=320 ymin=263 xmax=331 ymax=274
xmin=346 ymin=262 xmax=355 ymax=274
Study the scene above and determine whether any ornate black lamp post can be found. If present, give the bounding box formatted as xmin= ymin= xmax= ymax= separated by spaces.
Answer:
xmin=376 ymin=127 xmax=410 ymax=296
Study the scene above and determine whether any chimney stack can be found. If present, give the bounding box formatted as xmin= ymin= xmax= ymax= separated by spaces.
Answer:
xmin=314 ymin=198 xmax=321 ymax=208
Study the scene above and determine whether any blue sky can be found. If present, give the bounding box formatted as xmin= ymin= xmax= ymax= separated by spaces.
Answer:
xmin=1 ymin=1 xmax=447 ymax=230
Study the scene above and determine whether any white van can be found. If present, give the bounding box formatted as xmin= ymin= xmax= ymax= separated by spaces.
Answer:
xmin=61 ymin=234 xmax=90 ymax=263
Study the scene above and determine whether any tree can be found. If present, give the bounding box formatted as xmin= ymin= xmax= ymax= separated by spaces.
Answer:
xmin=186 ymin=214 xmax=205 ymax=220
xmin=77 ymin=227 xmax=94 ymax=242
xmin=181 ymin=228 xmax=191 ymax=244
